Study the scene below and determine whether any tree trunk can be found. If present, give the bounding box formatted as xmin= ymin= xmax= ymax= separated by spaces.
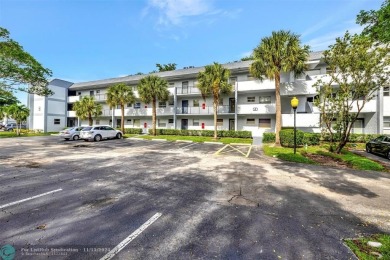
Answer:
xmin=213 ymin=98 xmax=218 ymax=139
xmin=274 ymin=73 xmax=281 ymax=146
xmin=152 ymin=97 xmax=157 ymax=136
xmin=17 ymin=121 xmax=20 ymax=136
xmin=88 ymin=113 xmax=92 ymax=126
xmin=121 ymin=105 xmax=125 ymax=133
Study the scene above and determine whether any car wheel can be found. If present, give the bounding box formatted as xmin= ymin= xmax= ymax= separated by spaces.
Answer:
xmin=366 ymin=145 xmax=372 ymax=153
xmin=94 ymin=134 xmax=102 ymax=142
xmin=116 ymin=133 xmax=122 ymax=139
xmin=73 ymin=135 xmax=79 ymax=141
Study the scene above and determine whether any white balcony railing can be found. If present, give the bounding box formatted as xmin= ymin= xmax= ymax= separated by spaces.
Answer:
xmin=350 ymin=99 xmax=377 ymax=113
xmin=176 ymin=106 xmax=234 ymax=115
xmin=67 ymin=111 xmax=77 ymax=117
xmin=282 ymin=113 xmax=320 ymax=128
xmin=237 ymin=80 xmax=275 ymax=92
xmin=237 ymin=104 xmax=276 ymax=114
xmin=112 ymin=107 xmax=175 ymax=117
xmin=68 ymin=96 xmax=80 ymax=103
xmin=177 ymin=87 xmax=201 ymax=95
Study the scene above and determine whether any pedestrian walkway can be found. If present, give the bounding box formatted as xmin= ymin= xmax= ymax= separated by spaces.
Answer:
xmin=252 ymin=136 xmax=262 ymax=146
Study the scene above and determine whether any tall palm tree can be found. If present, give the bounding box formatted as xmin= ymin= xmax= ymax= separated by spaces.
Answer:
xmin=7 ymin=103 xmax=29 ymax=136
xmin=73 ymin=96 xmax=102 ymax=126
xmin=106 ymin=83 xmax=135 ymax=133
xmin=250 ymin=30 xmax=309 ymax=146
xmin=137 ymin=75 xmax=169 ymax=136
xmin=197 ymin=62 xmax=233 ymax=139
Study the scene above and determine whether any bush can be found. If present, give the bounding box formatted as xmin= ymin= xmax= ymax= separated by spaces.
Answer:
xmin=262 ymin=133 xmax=275 ymax=143
xmin=321 ymin=133 xmax=381 ymax=143
xmin=124 ymin=128 xmax=143 ymax=134
xmin=303 ymin=133 xmax=320 ymax=145
xmin=280 ymin=129 xmax=304 ymax=147
xmin=147 ymin=129 xmax=252 ymax=138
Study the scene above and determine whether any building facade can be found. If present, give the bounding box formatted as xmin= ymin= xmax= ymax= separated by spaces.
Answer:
xmin=28 ymin=51 xmax=384 ymax=135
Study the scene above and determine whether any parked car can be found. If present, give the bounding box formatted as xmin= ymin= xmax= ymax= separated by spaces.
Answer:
xmin=366 ymin=135 xmax=390 ymax=159
xmin=4 ymin=123 xmax=26 ymax=131
xmin=59 ymin=126 xmax=84 ymax=140
xmin=80 ymin=125 xmax=123 ymax=141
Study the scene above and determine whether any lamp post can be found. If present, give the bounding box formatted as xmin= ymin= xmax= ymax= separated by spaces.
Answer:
xmin=290 ymin=97 xmax=299 ymax=154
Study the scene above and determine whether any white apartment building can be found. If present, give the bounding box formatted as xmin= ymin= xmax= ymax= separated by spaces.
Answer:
xmin=28 ymin=51 xmax=385 ymax=135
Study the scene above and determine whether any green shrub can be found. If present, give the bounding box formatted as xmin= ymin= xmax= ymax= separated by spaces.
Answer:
xmin=262 ymin=133 xmax=275 ymax=143
xmin=280 ymin=129 xmax=304 ymax=147
xmin=124 ymin=128 xmax=143 ymax=134
xmin=303 ymin=133 xmax=320 ymax=145
xmin=321 ymin=133 xmax=381 ymax=143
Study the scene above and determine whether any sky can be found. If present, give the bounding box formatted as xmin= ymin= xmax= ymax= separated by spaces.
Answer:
xmin=0 ymin=0 xmax=384 ymax=105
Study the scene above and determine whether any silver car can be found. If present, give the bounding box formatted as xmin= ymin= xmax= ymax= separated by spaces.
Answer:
xmin=80 ymin=125 xmax=123 ymax=141
xmin=59 ymin=127 xmax=84 ymax=140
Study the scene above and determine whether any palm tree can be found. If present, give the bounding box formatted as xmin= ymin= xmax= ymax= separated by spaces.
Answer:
xmin=6 ymin=103 xmax=29 ymax=136
xmin=106 ymin=83 xmax=135 ymax=133
xmin=250 ymin=30 xmax=309 ymax=146
xmin=197 ymin=62 xmax=233 ymax=139
xmin=137 ymin=75 xmax=169 ymax=136
xmin=73 ymin=96 xmax=102 ymax=126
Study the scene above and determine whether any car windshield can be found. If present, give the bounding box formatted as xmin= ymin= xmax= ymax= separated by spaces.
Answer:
xmin=82 ymin=127 xmax=92 ymax=131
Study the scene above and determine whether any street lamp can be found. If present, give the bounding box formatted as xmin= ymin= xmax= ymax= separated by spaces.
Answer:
xmin=290 ymin=97 xmax=299 ymax=154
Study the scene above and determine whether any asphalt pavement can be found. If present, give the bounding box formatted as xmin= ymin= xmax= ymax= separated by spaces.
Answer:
xmin=0 ymin=136 xmax=389 ymax=259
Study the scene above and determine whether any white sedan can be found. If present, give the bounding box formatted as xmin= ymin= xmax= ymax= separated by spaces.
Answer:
xmin=80 ymin=125 xmax=123 ymax=141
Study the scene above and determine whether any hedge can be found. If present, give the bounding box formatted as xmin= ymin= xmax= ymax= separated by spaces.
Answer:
xmin=123 ymin=128 xmax=143 ymax=134
xmin=147 ymin=129 xmax=252 ymax=138
xmin=280 ymin=129 xmax=305 ymax=147
xmin=321 ymin=133 xmax=381 ymax=143
xmin=262 ymin=133 xmax=275 ymax=143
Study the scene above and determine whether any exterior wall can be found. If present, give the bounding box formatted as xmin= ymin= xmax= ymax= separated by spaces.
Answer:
xmin=32 ymin=95 xmax=45 ymax=131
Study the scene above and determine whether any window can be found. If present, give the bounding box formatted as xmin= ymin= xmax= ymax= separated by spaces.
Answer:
xmin=259 ymin=96 xmax=271 ymax=104
xmin=127 ymin=103 xmax=132 ymax=107
xmin=77 ymin=92 xmax=81 ymax=96
xmin=259 ymin=119 xmax=271 ymax=128
xmin=217 ymin=119 xmax=223 ymax=126
xmin=246 ymin=118 xmax=255 ymax=125
xmin=133 ymin=119 xmax=140 ymax=127
xmin=127 ymin=119 xmax=132 ymax=123
xmin=168 ymin=119 xmax=174 ymax=124
xmin=229 ymin=77 xmax=237 ymax=85
xmin=384 ymin=117 xmax=390 ymax=127
xmin=96 ymin=119 xmax=100 ymax=125
xmin=384 ymin=87 xmax=390 ymax=96
xmin=193 ymin=119 xmax=199 ymax=126
xmin=169 ymin=82 xmax=174 ymax=87
xmin=54 ymin=119 xmax=60 ymax=125
xmin=90 ymin=91 xmax=94 ymax=96
xmin=158 ymin=119 xmax=166 ymax=128
xmin=219 ymin=97 xmax=224 ymax=105
xmin=193 ymin=99 xmax=199 ymax=107
xmin=307 ymin=97 xmax=314 ymax=102
xmin=247 ymin=97 xmax=255 ymax=103
xmin=159 ymin=101 xmax=166 ymax=108
xmin=134 ymin=102 xmax=141 ymax=109
xmin=168 ymin=98 xmax=174 ymax=106
xmin=96 ymin=90 xmax=100 ymax=94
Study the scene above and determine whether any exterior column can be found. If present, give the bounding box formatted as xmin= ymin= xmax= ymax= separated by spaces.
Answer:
xmin=234 ymin=81 xmax=238 ymax=131
xmin=174 ymin=86 xmax=177 ymax=130
xmin=111 ymin=108 xmax=115 ymax=128
xmin=377 ymin=88 xmax=383 ymax=134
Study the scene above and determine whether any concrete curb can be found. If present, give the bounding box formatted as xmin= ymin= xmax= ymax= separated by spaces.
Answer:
xmin=203 ymin=141 xmax=224 ymax=145
xmin=176 ymin=140 xmax=193 ymax=143
xmin=151 ymin=139 xmax=167 ymax=141
xmin=230 ymin=143 xmax=251 ymax=146
xmin=129 ymin=137 xmax=144 ymax=140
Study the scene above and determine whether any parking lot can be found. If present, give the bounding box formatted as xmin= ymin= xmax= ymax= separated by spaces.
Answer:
xmin=0 ymin=136 xmax=389 ymax=259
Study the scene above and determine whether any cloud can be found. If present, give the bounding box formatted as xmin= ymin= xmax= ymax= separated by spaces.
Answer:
xmin=144 ymin=0 xmax=241 ymax=27
xmin=304 ymin=25 xmax=363 ymax=51
xmin=146 ymin=0 xmax=212 ymax=26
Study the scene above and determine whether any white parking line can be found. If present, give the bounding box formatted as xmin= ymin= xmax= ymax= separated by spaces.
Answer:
xmin=0 ymin=188 xmax=63 ymax=209
xmin=179 ymin=143 xmax=197 ymax=149
xmin=100 ymin=213 xmax=162 ymax=260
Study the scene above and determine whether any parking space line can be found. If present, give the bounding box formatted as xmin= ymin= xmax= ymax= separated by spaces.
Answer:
xmin=100 ymin=213 xmax=162 ymax=260
xmin=179 ymin=143 xmax=197 ymax=149
xmin=245 ymin=145 xmax=253 ymax=158
xmin=215 ymin=144 xmax=229 ymax=155
xmin=0 ymin=188 xmax=63 ymax=209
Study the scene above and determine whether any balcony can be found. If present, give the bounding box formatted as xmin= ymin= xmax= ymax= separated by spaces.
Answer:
xmin=177 ymin=87 xmax=201 ymax=95
xmin=67 ymin=110 xmax=77 ymax=117
xmin=68 ymin=96 xmax=80 ymax=103
xmin=280 ymin=81 xmax=318 ymax=96
xmin=111 ymin=107 xmax=175 ymax=117
xmin=237 ymin=104 xmax=276 ymax=114
xmin=176 ymin=106 xmax=234 ymax=115
xmin=237 ymin=79 xmax=275 ymax=92
xmin=350 ymin=99 xmax=377 ymax=113
xmin=282 ymin=113 xmax=320 ymax=128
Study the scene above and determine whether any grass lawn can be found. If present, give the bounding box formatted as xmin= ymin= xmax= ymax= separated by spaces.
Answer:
xmin=263 ymin=144 xmax=386 ymax=171
xmin=0 ymin=131 xmax=54 ymax=138
xmin=345 ymin=234 xmax=390 ymax=260
xmin=133 ymin=135 xmax=253 ymax=144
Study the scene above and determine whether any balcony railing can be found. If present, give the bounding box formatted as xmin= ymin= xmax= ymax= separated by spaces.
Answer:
xmin=177 ymin=87 xmax=201 ymax=95
xmin=68 ymin=94 xmax=107 ymax=103
xmin=176 ymin=106 xmax=234 ymax=115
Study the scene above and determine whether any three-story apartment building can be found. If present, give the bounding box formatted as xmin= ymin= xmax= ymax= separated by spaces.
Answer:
xmin=27 ymin=51 xmax=383 ymax=136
